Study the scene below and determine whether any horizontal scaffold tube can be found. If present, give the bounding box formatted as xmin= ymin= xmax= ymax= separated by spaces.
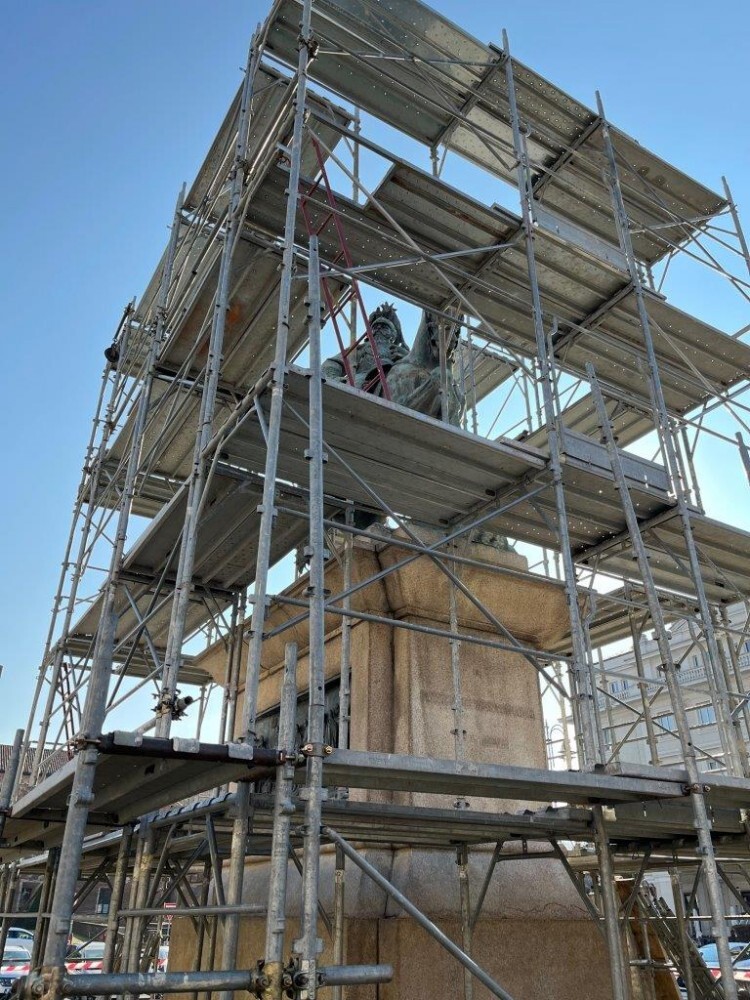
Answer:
xmin=57 ymin=965 xmax=393 ymax=996
xmin=315 ymin=965 xmax=393 ymax=986
xmin=60 ymin=969 xmax=267 ymax=996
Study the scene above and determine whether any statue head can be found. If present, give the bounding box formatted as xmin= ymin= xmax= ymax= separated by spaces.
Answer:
xmin=368 ymin=302 xmax=405 ymax=350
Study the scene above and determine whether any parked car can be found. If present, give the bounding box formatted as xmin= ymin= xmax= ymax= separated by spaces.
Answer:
xmin=4 ymin=930 xmax=33 ymax=953
xmin=67 ymin=942 xmax=105 ymax=963
xmin=678 ymin=942 xmax=750 ymax=999
xmin=0 ymin=945 xmax=32 ymax=999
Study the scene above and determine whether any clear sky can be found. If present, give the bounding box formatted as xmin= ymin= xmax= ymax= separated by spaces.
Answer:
xmin=1 ymin=1 xmax=748 ymax=743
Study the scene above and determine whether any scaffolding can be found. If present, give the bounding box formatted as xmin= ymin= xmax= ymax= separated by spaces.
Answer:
xmin=4 ymin=0 xmax=750 ymax=998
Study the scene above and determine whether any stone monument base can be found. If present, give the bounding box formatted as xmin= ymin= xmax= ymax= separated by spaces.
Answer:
xmin=176 ymin=534 xmax=618 ymax=997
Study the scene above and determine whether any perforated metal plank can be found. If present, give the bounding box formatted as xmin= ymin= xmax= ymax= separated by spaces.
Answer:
xmin=225 ymin=367 xmax=546 ymax=529
xmin=96 ymin=242 xmax=346 ymax=515
xmin=1 ymin=736 xmax=278 ymax=858
xmin=224 ymin=370 xmax=674 ymax=563
xmin=244 ymin=161 xmax=748 ymax=417
xmin=125 ymin=67 xmax=351 ymax=367
xmin=522 ymin=393 xmax=653 ymax=450
xmin=265 ymin=0 xmax=725 ymax=263
xmin=68 ymin=474 xmax=322 ymax=666
xmin=577 ymin=510 xmax=750 ymax=602
xmin=321 ymin=748 xmax=685 ymax=805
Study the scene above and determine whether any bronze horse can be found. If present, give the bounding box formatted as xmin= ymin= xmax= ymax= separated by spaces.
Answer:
xmin=322 ymin=303 xmax=464 ymax=425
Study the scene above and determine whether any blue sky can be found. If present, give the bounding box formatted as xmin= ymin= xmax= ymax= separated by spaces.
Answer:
xmin=1 ymin=1 xmax=748 ymax=743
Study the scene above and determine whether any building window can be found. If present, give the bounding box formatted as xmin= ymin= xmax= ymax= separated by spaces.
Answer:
xmin=95 ymin=886 xmax=112 ymax=915
xmin=610 ymin=679 xmax=629 ymax=696
xmin=696 ymin=705 xmax=716 ymax=726
xmin=656 ymin=713 xmax=677 ymax=732
xmin=17 ymin=880 xmax=38 ymax=911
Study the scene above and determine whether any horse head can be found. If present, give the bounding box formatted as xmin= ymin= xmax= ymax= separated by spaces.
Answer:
xmin=411 ymin=311 xmax=461 ymax=370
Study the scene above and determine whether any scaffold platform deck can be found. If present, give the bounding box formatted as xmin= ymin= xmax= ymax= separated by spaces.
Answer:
xmin=265 ymin=0 xmax=726 ymax=263
xmin=65 ymin=367 xmax=750 ymax=675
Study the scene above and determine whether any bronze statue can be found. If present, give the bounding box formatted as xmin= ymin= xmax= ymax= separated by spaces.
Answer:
xmin=321 ymin=302 xmax=408 ymax=390
xmin=319 ymin=301 xmax=511 ymax=550
xmin=323 ymin=303 xmax=464 ymax=425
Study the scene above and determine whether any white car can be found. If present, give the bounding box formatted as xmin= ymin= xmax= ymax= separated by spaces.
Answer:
xmin=3 ymin=931 xmax=33 ymax=954
xmin=0 ymin=945 xmax=32 ymax=999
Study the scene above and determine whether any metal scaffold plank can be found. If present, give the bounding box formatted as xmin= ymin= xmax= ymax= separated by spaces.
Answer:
xmin=123 ymin=66 xmax=351 ymax=367
xmin=577 ymin=508 xmax=750 ymax=603
xmin=1 ymin=735 xmax=280 ymax=859
xmin=320 ymin=748 xmax=686 ymax=804
xmin=245 ymin=160 xmax=749 ymax=417
xmin=265 ymin=0 xmax=727 ymax=263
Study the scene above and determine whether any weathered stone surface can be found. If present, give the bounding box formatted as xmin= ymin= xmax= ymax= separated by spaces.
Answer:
xmin=170 ymin=912 xmax=613 ymax=1000
xmin=175 ymin=535 xmax=614 ymax=998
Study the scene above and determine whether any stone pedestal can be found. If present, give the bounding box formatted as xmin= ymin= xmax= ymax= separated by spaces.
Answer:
xmin=172 ymin=533 xmax=615 ymax=999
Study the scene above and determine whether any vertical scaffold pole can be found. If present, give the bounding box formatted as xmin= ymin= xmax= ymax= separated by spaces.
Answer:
xmin=331 ymin=846 xmax=346 ymax=1000
xmin=670 ymin=870 xmax=697 ymax=1000
xmin=722 ymin=176 xmax=750 ymax=282
xmin=588 ymin=365 xmax=739 ymax=1000
xmin=457 ymin=844 xmax=474 ymax=1000
xmin=592 ymin=807 xmax=630 ymax=1000
xmin=336 ymin=509 xmax=353 ymax=758
xmin=263 ymin=643 xmax=298 ymax=999
xmin=103 ymin=825 xmax=134 ymax=973
xmin=0 ymin=729 xmax=23 ymax=839
xmin=27 ymin=304 xmax=133 ymax=779
xmin=241 ymin=0 xmax=314 ymax=743
xmin=501 ymin=31 xmax=599 ymax=767
xmin=0 ymin=867 xmax=20 ymax=958
xmin=221 ymin=2 xmax=314 ymax=980
xmin=155 ymin=32 xmax=262 ymax=737
xmin=625 ymin=595 xmax=659 ymax=766
xmin=596 ymin=91 xmax=748 ymax=782
xmin=30 ymin=848 xmax=60 ymax=970
xmin=39 ymin=183 xmax=185 ymax=993
xmin=295 ymin=235 xmax=327 ymax=999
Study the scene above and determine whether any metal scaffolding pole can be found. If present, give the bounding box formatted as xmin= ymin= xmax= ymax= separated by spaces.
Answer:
xmin=0 ymin=866 xmax=20 ymax=959
xmin=103 ymin=826 xmax=134 ymax=973
xmin=588 ymin=365 xmax=739 ymax=1000
xmin=0 ymin=729 xmax=23 ymax=839
xmin=155 ymin=33 xmax=262 ymax=737
xmin=218 ymin=7 xmax=315 ymax=984
xmin=592 ymin=807 xmax=631 ymax=1000
xmin=596 ymin=90 xmax=748 ymax=782
xmin=501 ymin=31 xmax=600 ymax=768
xmin=331 ymin=846 xmax=346 ymax=1000
xmin=626 ymin=599 xmax=660 ymax=766
xmin=263 ymin=643 xmax=298 ymax=999
xmin=336 ymin=510 xmax=353 ymax=757
xmin=27 ymin=308 xmax=133 ymax=776
xmin=456 ymin=844 xmax=474 ymax=1000
xmin=38 ymin=180 xmax=186 ymax=992
xmin=294 ymin=236 xmax=327 ymax=1000
xmin=240 ymin=0 xmax=315 ymax=745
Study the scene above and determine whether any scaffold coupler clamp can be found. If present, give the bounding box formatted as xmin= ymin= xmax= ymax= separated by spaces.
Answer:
xmin=22 ymin=966 xmax=55 ymax=1000
xmin=297 ymin=32 xmax=319 ymax=60
xmin=300 ymin=742 xmax=333 ymax=758
xmin=250 ymin=961 xmax=273 ymax=999
xmin=153 ymin=692 xmax=194 ymax=721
